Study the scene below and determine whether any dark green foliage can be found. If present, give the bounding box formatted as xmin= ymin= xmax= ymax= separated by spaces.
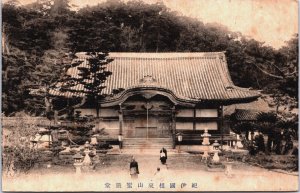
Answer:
xmin=231 ymin=111 xmax=298 ymax=155
xmin=50 ymin=141 xmax=65 ymax=157
xmin=2 ymin=1 xmax=73 ymax=115
xmin=231 ymin=122 xmax=256 ymax=134
xmin=62 ymin=125 xmax=94 ymax=145
xmin=96 ymin=141 xmax=112 ymax=150
xmin=2 ymin=0 xmax=298 ymax=115
xmin=60 ymin=52 xmax=113 ymax=116
xmin=2 ymin=51 xmax=29 ymax=114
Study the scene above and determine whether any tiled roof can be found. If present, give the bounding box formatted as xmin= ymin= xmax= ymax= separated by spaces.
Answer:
xmin=50 ymin=52 xmax=260 ymax=103
xmin=232 ymin=109 xmax=261 ymax=121
xmin=223 ymin=96 xmax=271 ymax=116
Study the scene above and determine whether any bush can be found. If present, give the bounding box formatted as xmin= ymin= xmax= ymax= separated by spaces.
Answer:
xmin=96 ymin=141 xmax=112 ymax=150
xmin=3 ymin=146 xmax=39 ymax=174
xmin=2 ymin=114 xmax=39 ymax=174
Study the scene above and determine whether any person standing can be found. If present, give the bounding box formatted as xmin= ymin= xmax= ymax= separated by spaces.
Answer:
xmin=160 ymin=147 xmax=167 ymax=164
xmin=255 ymin=131 xmax=265 ymax=153
xmin=129 ymin=157 xmax=139 ymax=179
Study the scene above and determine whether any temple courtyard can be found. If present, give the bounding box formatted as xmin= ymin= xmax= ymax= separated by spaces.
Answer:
xmin=3 ymin=151 xmax=298 ymax=192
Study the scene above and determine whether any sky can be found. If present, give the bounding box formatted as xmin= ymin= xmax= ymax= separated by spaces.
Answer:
xmin=6 ymin=0 xmax=299 ymax=49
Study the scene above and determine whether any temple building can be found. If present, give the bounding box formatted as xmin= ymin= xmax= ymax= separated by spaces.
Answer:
xmin=50 ymin=52 xmax=260 ymax=148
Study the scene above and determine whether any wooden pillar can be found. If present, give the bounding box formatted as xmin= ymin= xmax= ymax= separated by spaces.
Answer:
xmin=220 ymin=105 xmax=224 ymax=149
xmin=118 ymin=104 xmax=123 ymax=135
xmin=193 ymin=108 xmax=196 ymax=130
xmin=171 ymin=106 xmax=176 ymax=149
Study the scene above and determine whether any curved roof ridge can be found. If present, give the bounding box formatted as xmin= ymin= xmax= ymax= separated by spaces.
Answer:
xmin=216 ymin=52 xmax=260 ymax=94
xmin=75 ymin=52 xmax=226 ymax=59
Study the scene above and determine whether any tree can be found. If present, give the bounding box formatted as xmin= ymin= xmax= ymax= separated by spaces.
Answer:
xmin=245 ymin=34 xmax=298 ymax=101
xmin=2 ymin=0 xmax=298 ymax=116
xmin=26 ymin=30 xmax=72 ymax=117
xmin=256 ymin=112 xmax=280 ymax=153
xmin=60 ymin=52 xmax=113 ymax=117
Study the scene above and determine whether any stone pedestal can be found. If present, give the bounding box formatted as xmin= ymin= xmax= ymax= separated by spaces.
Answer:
xmin=212 ymin=140 xmax=220 ymax=163
xmin=207 ymin=160 xmax=225 ymax=171
xmin=207 ymin=140 xmax=225 ymax=171
xmin=201 ymin=129 xmax=211 ymax=162
xmin=74 ymin=162 xmax=83 ymax=175
xmin=73 ymin=153 xmax=83 ymax=175
xmin=202 ymin=145 xmax=210 ymax=161
xmin=82 ymin=151 xmax=91 ymax=165
xmin=81 ymin=148 xmax=95 ymax=172
xmin=225 ymin=162 xmax=234 ymax=177
xmin=212 ymin=151 xmax=220 ymax=163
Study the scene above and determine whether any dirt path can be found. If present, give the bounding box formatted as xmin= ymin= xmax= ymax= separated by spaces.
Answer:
xmin=3 ymin=154 xmax=298 ymax=191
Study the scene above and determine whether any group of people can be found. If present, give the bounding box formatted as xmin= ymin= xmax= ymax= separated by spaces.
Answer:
xmin=129 ymin=147 xmax=168 ymax=179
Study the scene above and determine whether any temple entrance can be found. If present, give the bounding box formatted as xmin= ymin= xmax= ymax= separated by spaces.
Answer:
xmin=121 ymin=94 xmax=173 ymax=139
xmin=124 ymin=115 xmax=171 ymax=138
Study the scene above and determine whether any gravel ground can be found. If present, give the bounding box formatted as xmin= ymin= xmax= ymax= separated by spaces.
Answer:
xmin=2 ymin=153 xmax=299 ymax=191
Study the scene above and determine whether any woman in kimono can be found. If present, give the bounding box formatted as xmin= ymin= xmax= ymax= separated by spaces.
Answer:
xmin=129 ymin=157 xmax=139 ymax=179
xmin=160 ymin=147 xmax=167 ymax=164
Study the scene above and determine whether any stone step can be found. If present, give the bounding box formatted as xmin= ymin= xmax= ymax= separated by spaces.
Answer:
xmin=123 ymin=142 xmax=173 ymax=145
xmin=123 ymin=144 xmax=172 ymax=147
xmin=124 ymin=138 xmax=172 ymax=141
xmin=123 ymin=138 xmax=173 ymax=149
xmin=123 ymin=145 xmax=173 ymax=149
xmin=123 ymin=141 xmax=172 ymax=144
xmin=123 ymin=140 xmax=172 ymax=145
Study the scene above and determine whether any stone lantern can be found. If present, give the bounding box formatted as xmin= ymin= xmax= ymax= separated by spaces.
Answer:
xmin=73 ymin=153 xmax=83 ymax=175
xmin=82 ymin=141 xmax=94 ymax=171
xmin=225 ymin=159 xmax=234 ymax=177
xmin=201 ymin=129 xmax=211 ymax=161
xmin=201 ymin=129 xmax=211 ymax=146
xmin=177 ymin=132 xmax=183 ymax=153
xmin=212 ymin=140 xmax=220 ymax=163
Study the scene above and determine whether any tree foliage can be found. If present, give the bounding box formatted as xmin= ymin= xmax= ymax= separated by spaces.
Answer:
xmin=2 ymin=0 xmax=298 ymax=115
xmin=3 ymin=112 xmax=39 ymax=174
xmin=60 ymin=52 xmax=113 ymax=117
